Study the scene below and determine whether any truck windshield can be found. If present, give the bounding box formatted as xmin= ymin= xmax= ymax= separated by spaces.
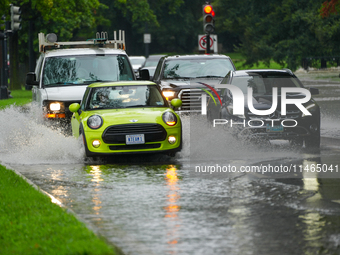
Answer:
xmin=162 ymin=58 xmax=235 ymax=79
xmin=42 ymin=54 xmax=134 ymax=86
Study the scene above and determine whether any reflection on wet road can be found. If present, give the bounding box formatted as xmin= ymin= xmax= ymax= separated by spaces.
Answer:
xmin=1 ymin=74 xmax=340 ymax=254
xmin=9 ymin=144 xmax=340 ymax=255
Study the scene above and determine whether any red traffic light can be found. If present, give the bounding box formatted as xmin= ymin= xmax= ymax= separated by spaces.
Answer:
xmin=203 ymin=5 xmax=212 ymax=14
xmin=202 ymin=4 xmax=215 ymax=34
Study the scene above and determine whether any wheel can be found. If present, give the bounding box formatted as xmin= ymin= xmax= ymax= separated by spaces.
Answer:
xmin=289 ymin=138 xmax=303 ymax=148
xmin=80 ymin=126 xmax=92 ymax=157
xmin=167 ymin=152 xmax=176 ymax=157
xmin=305 ymin=130 xmax=320 ymax=149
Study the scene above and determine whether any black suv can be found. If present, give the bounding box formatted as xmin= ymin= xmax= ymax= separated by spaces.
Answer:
xmin=140 ymin=54 xmax=236 ymax=113
xmin=208 ymin=69 xmax=320 ymax=148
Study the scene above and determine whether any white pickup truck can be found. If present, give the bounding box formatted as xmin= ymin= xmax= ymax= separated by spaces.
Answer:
xmin=26 ymin=31 xmax=135 ymax=130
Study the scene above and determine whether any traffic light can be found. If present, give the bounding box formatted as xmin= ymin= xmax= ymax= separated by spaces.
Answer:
xmin=203 ymin=4 xmax=215 ymax=34
xmin=10 ymin=5 xmax=21 ymax=31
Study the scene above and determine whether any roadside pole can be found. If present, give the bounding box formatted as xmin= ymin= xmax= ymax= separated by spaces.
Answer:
xmin=206 ymin=34 xmax=210 ymax=54
xmin=0 ymin=20 xmax=9 ymax=99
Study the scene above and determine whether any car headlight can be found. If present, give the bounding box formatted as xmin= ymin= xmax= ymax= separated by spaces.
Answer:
xmin=87 ymin=115 xmax=103 ymax=129
xmin=162 ymin=111 xmax=177 ymax=126
xmin=49 ymin=102 xmax=61 ymax=111
xmin=302 ymin=103 xmax=317 ymax=117
xmin=162 ymin=90 xmax=175 ymax=100
xmin=227 ymin=105 xmax=245 ymax=118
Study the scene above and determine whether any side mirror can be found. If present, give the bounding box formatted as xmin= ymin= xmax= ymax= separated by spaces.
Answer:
xmin=26 ymin=72 xmax=39 ymax=86
xmin=170 ymin=98 xmax=182 ymax=108
xmin=139 ymin=69 xmax=150 ymax=80
xmin=69 ymin=103 xmax=81 ymax=113
xmin=309 ymin=87 xmax=319 ymax=95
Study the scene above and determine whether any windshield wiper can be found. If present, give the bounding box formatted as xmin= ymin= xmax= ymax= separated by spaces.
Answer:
xmin=82 ymin=79 xmax=113 ymax=84
xmin=45 ymin=82 xmax=75 ymax=86
xmin=165 ymin=77 xmax=191 ymax=79
xmin=196 ymin=75 xmax=223 ymax=78
xmin=124 ymin=105 xmax=148 ymax=108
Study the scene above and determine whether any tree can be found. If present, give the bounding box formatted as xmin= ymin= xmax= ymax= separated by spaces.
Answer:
xmin=5 ymin=0 xmax=106 ymax=89
xmin=97 ymin=0 xmax=201 ymax=56
xmin=214 ymin=0 xmax=340 ymax=70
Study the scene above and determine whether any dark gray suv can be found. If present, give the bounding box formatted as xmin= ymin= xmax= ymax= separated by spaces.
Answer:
xmin=140 ymin=54 xmax=236 ymax=113
xmin=208 ymin=69 xmax=320 ymax=149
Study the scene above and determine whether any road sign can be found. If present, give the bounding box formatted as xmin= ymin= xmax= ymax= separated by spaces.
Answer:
xmin=198 ymin=34 xmax=218 ymax=53
xmin=144 ymin=33 xmax=151 ymax=44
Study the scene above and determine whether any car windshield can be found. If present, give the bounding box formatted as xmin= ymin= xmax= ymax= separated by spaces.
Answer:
xmin=162 ymin=58 xmax=235 ymax=79
xmin=231 ymin=75 xmax=303 ymax=96
xmin=42 ymin=54 xmax=134 ymax=86
xmin=86 ymin=85 xmax=167 ymax=110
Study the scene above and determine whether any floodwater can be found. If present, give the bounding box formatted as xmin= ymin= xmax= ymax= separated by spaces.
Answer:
xmin=1 ymin=71 xmax=340 ymax=255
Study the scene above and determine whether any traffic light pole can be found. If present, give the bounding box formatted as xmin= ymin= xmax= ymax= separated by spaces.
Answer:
xmin=0 ymin=21 xmax=9 ymax=99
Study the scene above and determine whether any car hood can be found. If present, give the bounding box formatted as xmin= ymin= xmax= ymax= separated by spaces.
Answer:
xmin=160 ymin=78 xmax=223 ymax=89
xmin=83 ymin=108 xmax=179 ymax=127
xmin=45 ymin=85 xmax=88 ymax=101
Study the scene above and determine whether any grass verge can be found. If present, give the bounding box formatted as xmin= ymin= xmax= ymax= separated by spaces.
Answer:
xmin=0 ymin=94 xmax=120 ymax=255
xmin=0 ymin=165 xmax=119 ymax=255
xmin=226 ymin=52 xmax=287 ymax=70
xmin=0 ymin=89 xmax=32 ymax=110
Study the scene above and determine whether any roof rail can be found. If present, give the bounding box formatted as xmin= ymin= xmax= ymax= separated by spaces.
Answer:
xmin=38 ymin=30 xmax=125 ymax=53
xmin=283 ymin=68 xmax=293 ymax=75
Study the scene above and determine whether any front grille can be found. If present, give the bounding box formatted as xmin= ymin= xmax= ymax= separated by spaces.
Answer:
xmin=102 ymin=124 xmax=167 ymax=144
xmin=109 ymin=143 xmax=161 ymax=150
xmin=248 ymin=109 xmax=301 ymax=120
xmin=178 ymin=89 xmax=202 ymax=111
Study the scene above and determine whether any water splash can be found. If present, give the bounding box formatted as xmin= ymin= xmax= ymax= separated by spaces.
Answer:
xmin=0 ymin=105 xmax=84 ymax=165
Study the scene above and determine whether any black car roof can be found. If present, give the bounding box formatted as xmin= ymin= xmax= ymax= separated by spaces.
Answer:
xmin=163 ymin=54 xmax=232 ymax=60
xmin=231 ymin=69 xmax=294 ymax=77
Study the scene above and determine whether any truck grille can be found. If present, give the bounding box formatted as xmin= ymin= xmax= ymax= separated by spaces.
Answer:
xmin=102 ymin=123 xmax=167 ymax=144
xmin=178 ymin=89 xmax=202 ymax=111
xmin=248 ymin=109 xmax=301 ymax=120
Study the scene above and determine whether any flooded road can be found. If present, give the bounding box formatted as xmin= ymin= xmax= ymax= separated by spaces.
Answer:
xmin=1 ymin=71 xmax=340 ymax=255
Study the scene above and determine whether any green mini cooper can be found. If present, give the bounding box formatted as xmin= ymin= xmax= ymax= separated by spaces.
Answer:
xmin=69 ymin=81 xmax=183 ymax=157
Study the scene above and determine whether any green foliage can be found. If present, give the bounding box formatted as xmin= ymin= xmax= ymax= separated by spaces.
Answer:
xmin=0 ymin=165 xmax=118 ymax=255
xmin=4 ymin=0 xmax=340 ymax=73
xmin=215 ymin=0 xmax=340 ymax=70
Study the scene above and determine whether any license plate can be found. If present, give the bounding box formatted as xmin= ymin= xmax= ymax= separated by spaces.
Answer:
xmin=126 ymin=134 xmax=145 ymax=145
xmin=266 ymin=124 xmax=283 ymax=132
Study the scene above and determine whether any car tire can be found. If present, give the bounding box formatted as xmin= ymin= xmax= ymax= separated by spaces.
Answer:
xmin=289 ymin=138 xmax=303 ymax=148
xmin=305 ymin=130 xmax=321 ymax=149
xmin=167 ymin=152 xmax=176 ymax=157
xmin=80 ymin=125 xmax=92 ymax=157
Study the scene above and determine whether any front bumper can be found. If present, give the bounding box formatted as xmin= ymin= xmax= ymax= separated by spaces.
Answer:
xmin=232 ymin=117 xmax=320 ymax=141
xmin=84 ymin=126 xmax=182 ymax=156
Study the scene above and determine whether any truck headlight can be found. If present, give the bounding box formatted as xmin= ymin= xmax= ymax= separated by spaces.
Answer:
xmin=162 ymin=90 xmax=175 ymax=100
xmin=87 ymin=115 xmax=103 ymax=129
xmin=227 ymin=105 xmax=245 ymax=118
xmin=49 ymin=102 xmax=61 ymax=111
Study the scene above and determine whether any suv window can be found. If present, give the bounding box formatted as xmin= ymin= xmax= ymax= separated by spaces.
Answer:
xmin=42 ymin=54 xmax=133 ymax=86
xmin=231 ymin=74 xmax=303 ymax=96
